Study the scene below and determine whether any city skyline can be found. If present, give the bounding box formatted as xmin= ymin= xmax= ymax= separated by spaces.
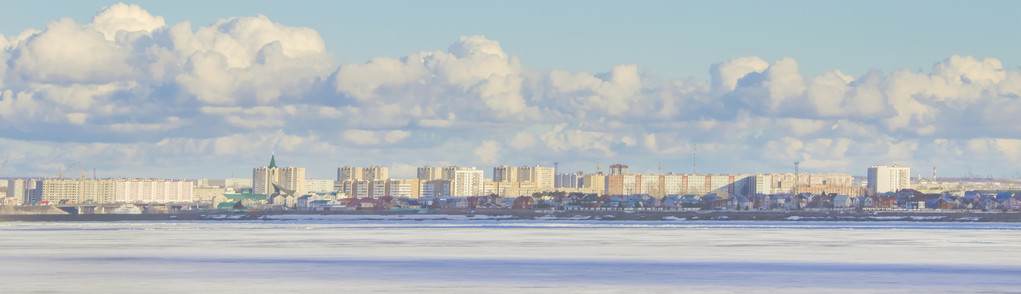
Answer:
xmin=3 ymin=2 xmax=1021 ymax=180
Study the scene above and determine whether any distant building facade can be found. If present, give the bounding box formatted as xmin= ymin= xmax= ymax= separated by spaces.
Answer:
xmin=337 ymin=166 xmax=388 ymax=182
xmin=253 ymin=155 xmax=306 ymax=197
xmin=113 ymin=179 xmax=194 ymax=203
xmin=868 ymin=165 xmax=910 ymax=194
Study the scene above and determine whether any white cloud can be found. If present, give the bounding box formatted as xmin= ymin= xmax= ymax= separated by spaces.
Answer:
xmin=539 ymin=124 xmax=618 ymax=157
xmin=473 ymin=140 xmax=501 ymax=165
xmin=3 ymin=3 xmax=1021 ymax=178
xmin=384 ymin=130 xmax=411 ymax=144
xmin=66 ymin=113 xmax=88 ymax=125
xmin=343 ymin=129 xmax=381 ymax=145
xmin=548 ymin=64 xmax=642 ymax=116
xmin=11 ymin=18 xmax=132 ymax=84
xmin=508 ymin=131 xmax=536 ymax=150
xmin=710 ymin=56 xmax=769 ymax=93
xmin=90 ymin=3 xmax=166 ymax=41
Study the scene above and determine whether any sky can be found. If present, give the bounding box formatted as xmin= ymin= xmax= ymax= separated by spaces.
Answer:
xmin=1 ymin=1 xmax=1021 ymax=179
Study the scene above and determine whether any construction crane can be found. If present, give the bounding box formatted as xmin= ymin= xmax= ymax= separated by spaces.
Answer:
xmin=58 ymin=161 xmax=79 ymax=179
xmin=0 ymin=159 xmax=7 ymax=173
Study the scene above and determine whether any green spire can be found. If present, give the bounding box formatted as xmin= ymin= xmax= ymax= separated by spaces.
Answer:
xmin=269 ymin=154 xmax=277 ymax=168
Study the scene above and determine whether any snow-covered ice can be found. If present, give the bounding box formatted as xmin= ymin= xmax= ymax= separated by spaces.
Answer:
xmin=0 ymin=219 xmax=1019 ymax=293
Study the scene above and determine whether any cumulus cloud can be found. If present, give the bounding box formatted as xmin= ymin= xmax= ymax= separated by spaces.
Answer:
xmin=2 ymin=3 xmax=1021 ymax=178
xmin=473 ymin=140 xmax=501 ymax=165
xmin=90 ymin=3 xmax=166 ymax=41
xmin=508 ymin=131 xmax=536 ymax=150
xmin=333 ymin=35 xmax=537 ymax=124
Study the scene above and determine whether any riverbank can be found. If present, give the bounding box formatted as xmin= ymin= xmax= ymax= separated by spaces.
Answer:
xmin=2 ymin=210 xmax=1020 ymax=222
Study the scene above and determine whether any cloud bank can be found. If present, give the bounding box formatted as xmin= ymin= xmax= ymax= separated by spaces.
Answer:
xmin=1 ymin=3 xmax=1019 ymax=178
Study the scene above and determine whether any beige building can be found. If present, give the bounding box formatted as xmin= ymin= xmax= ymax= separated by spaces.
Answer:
xmin=493 ymin=165 xmax=519 ymax=182
xmin=193 ymin=187 xmax=226 ymax=202
xmin=42 ymin=178 xmax=116 ymax=204
xmin=492 ymin=165 xmax=555 ymax=189
xmin=337 ymin=166 xmax=388 ymax=181
xmin=519 ymin=166 xmax=555 ymax=189
xmin=253 ymin=155 xmax=306 ymax=196
xmin=306 ymin=179 xmax=337 ymax=193
xmin=417 ymin=166 xmax=485 ymax=197
xmin=386 ymin=178 xmax=421 ymax=198
xmin=6 ymin=179 xmax=26 ymax=205
xmin=416 ymin=166 xmax=444 ymax=181
xmin=582 ymin=174 xmax=606 ymax=194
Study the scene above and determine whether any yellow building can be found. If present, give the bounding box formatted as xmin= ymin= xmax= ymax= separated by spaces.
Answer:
xmin=253 ymin=155 xmax=306 ymax=196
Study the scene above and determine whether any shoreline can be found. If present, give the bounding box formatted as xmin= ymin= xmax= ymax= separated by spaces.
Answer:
xmin=2 ymin=210 xmax=1020 ymax=222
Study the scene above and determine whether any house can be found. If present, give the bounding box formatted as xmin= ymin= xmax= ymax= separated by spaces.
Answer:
xmin=931 ymin=196 xmax=958 ymax=210
xmin=579 ymin=194 xmax=603 ymax=208
xmin=432 ymin=197 xmax=469 ymax=209
xmin=347 ymin=198 xmax=379 ymax=210
xmin=733 ymin=195 xmax=753 ymax=211
xmin=865 ymin=195 xmax=897 ymax=209
xmin=661 ymin=194 xmax=683 ymax=208
xmin=512 ymin=196 xmax=534 ymax=209
xmin=628 ymin=194 xmax=659 ymax=208
xmin=1000 ymin=193 xmax=1021 ymax=211
xmin=833 ymin=195 xmax=854 ymax=208
xmin=977 ymin=195 xmax=1000 ymax=211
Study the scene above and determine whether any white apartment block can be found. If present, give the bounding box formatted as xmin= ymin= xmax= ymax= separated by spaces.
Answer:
xmin=415 ymin=166 xmax=485 ymax=197
xmin=750 ymin=173 xmax=855 ymax=195
xmin=306 ymin=179 xmax=337 ymax=193
xmin=451 ymin=169 xmax=485 ymax=197
xmin=41 ymin=178 xmax=193 ymax=204
xmin=114 ymin=179 xmax=194 ymax=203
xmin=868 ymin=165 xmax=910 ymax=194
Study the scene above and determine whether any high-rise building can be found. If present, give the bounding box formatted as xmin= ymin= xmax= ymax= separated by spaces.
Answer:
xmin=421 ymin=179 xmax=451 ymax=199
xmin=113 ymin=179 xmax=194 ymax=203
xmin=253 ymin=155 xmax=306 ymax=196
xmin=749 ymin=173 xmax=854 ymax=195
xmin=414 ymin=166 xmax=485 ymax=197
xmin=417 ymin=166 xmax=444 ymax=181
xmin=450 ymin=169 xmax=484 ymax=197
xmin=6 ymin=179 xmax=26 ymax=205
xmin=306 ymin=179 xmax=337 ymax=193
xmin=493 ymin=165 xmax=519 ymax=182
xmin=609 ymin=164 xmax=629 ymax=175
xmin=493 ymin=165 xmax=555 ymax=189
xmin=41 ymin=178 xmax=115 ymax=204
xmin=555 ymin=172 xmax=583 ymax=188
xmin=868 ymin=165 xmax=910 ymax=194
xmin=338 ymin=166 xmax=388 ymax=182
xmin=385 ymin=179 xmax=421 ymax=198
xmin=518 ymin=166 xmax=555 ymax=189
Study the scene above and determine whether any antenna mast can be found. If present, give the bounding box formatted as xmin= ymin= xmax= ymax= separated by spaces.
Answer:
xmin=794 ymin=161 xmax=800 ymax=195
xmin=693 ymin=144 xmax=697 ymax=175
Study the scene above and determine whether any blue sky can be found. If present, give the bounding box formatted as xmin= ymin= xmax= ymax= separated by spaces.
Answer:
xmin=4 ymin=0 xmax=1018 ymax=79
xmin=1 ymin=1 xmax=1021 ymax=179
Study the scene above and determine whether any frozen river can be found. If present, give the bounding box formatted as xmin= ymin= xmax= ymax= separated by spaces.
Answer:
xmin=1 ymin=217 xmax=1020 ymax=293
